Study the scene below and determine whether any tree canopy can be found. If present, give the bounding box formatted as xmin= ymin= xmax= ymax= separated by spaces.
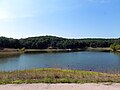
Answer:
xmin=0 ymin=36 xmax=119 ymax=49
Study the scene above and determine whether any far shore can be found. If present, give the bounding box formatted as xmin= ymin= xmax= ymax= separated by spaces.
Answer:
xmin=0 ymin=47 xmax=119 ymax=58
xmin=25 ymin=47 xmax=111 ymax=53
xmin=0 ymin=52 xmax=21 ymax=58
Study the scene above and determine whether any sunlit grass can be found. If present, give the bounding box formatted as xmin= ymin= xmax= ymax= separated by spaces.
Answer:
xmin=0 ymin=68 xmax=119 ymax=84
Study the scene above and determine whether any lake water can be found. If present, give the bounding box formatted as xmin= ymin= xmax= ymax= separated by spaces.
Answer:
xmin=0 ymin=51 xmax=120 ymax=73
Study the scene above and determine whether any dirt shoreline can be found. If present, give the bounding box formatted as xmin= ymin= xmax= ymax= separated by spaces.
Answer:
xmin=25 ymin=47 xmax=111 ymax=53
xmin=0 ymin=83 xmax=120 ymax=90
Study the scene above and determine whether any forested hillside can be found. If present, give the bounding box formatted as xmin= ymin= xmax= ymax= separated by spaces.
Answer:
xmin=0 ymin=36 xmax=119 ymax=49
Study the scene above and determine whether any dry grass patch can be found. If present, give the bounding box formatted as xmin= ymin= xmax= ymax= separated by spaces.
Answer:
xmin=0 ymin=68 xmax=119 ymax=84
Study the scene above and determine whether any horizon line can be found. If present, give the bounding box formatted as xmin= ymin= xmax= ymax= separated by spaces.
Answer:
xmin=0 ymin=35 xmax=119 ymax=39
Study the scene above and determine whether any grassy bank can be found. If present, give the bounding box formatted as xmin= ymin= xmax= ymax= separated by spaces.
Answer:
xmin=86 ymin=47 xmax=111 ymax=52
xmin=0 ymin=68 xmax=120 ymax=84
xmin=0 ymin=52 xmax=22 ymax=58
xmin=25 ymin=49 xmax=75 ymax=53
xmin=0 ymin=48 xmax=111 ymax=55
xmin=25 ymin=48 xmax=110 ymax=53
xmin=0 ymin=48 xmax=23 ymax=58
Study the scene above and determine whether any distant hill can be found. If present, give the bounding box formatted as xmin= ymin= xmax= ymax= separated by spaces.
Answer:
xmin=0 ymin=36 xmax=119 ymax=49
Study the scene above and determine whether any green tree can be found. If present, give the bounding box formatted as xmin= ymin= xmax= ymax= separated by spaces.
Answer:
xmin=110 ymin=44 xmax=116 ymax=51
xmin=115 ymin=44 xmax=120 ymax=50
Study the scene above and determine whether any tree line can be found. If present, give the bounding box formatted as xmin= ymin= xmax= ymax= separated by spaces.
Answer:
xmin=0 ymin=36 xmax=120 ymax=49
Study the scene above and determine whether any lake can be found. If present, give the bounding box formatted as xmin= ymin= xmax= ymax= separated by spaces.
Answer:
xmin=0 ymin=51 xmax=120 ymax=73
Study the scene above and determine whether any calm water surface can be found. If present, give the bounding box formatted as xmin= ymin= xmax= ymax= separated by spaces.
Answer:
xmin=0 ymin=51 xmax=120 ymax=73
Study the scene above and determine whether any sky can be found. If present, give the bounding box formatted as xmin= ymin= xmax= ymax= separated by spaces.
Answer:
xmin=0 ymin=0 xmax=120 ymax=39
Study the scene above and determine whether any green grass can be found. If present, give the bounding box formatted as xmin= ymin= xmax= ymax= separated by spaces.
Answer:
xmin=0 ymin=68 xmax=119 ymax=84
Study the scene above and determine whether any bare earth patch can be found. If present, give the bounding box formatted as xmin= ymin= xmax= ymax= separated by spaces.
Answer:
xmin=0 ymin=83 xmax=120 ymax=90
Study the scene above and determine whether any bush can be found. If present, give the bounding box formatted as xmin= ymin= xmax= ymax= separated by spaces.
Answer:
xmin=110 ymin=44 xmax=120 ymax=51
xmin=19 ymin=47 xmax=25 ymax=52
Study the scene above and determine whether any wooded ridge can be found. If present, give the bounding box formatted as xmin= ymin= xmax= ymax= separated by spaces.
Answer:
xmin=0 ymin=36 xmax=119 ymax=49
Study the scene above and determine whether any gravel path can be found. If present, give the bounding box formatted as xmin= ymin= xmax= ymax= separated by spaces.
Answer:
xmin=0 ymin=83 xmax=120 ymax=90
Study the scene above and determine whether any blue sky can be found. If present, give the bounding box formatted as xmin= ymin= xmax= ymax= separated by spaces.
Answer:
xmin=0 ymin=0 xmax=120 ymax=39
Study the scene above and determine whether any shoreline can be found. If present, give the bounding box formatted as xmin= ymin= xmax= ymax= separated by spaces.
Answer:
xmin=0 ymin=52 xmax=22 ymax=58
xmin=0 ymin=47 xmax=113 ymax=58
xmin=25 ymin=47 xmax=111 ymax=53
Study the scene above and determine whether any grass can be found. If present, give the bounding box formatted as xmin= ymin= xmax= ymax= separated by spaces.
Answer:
xmin=25 ymin=49 xmax=78 ymax=53
xmin=0 ymin=48 xmax=110 ymax=57
xmin=0 ymin=48 xmax=24 ymax=58
xmin=24 ymin=48 xmax=111 ymax=54
xmin=0 ymin=68 xmax=119 ymax=84
xmin=0 ymin=52 xmax=22 ymax=58
xmin=86 ymin=47 xmax=111 ymax=52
